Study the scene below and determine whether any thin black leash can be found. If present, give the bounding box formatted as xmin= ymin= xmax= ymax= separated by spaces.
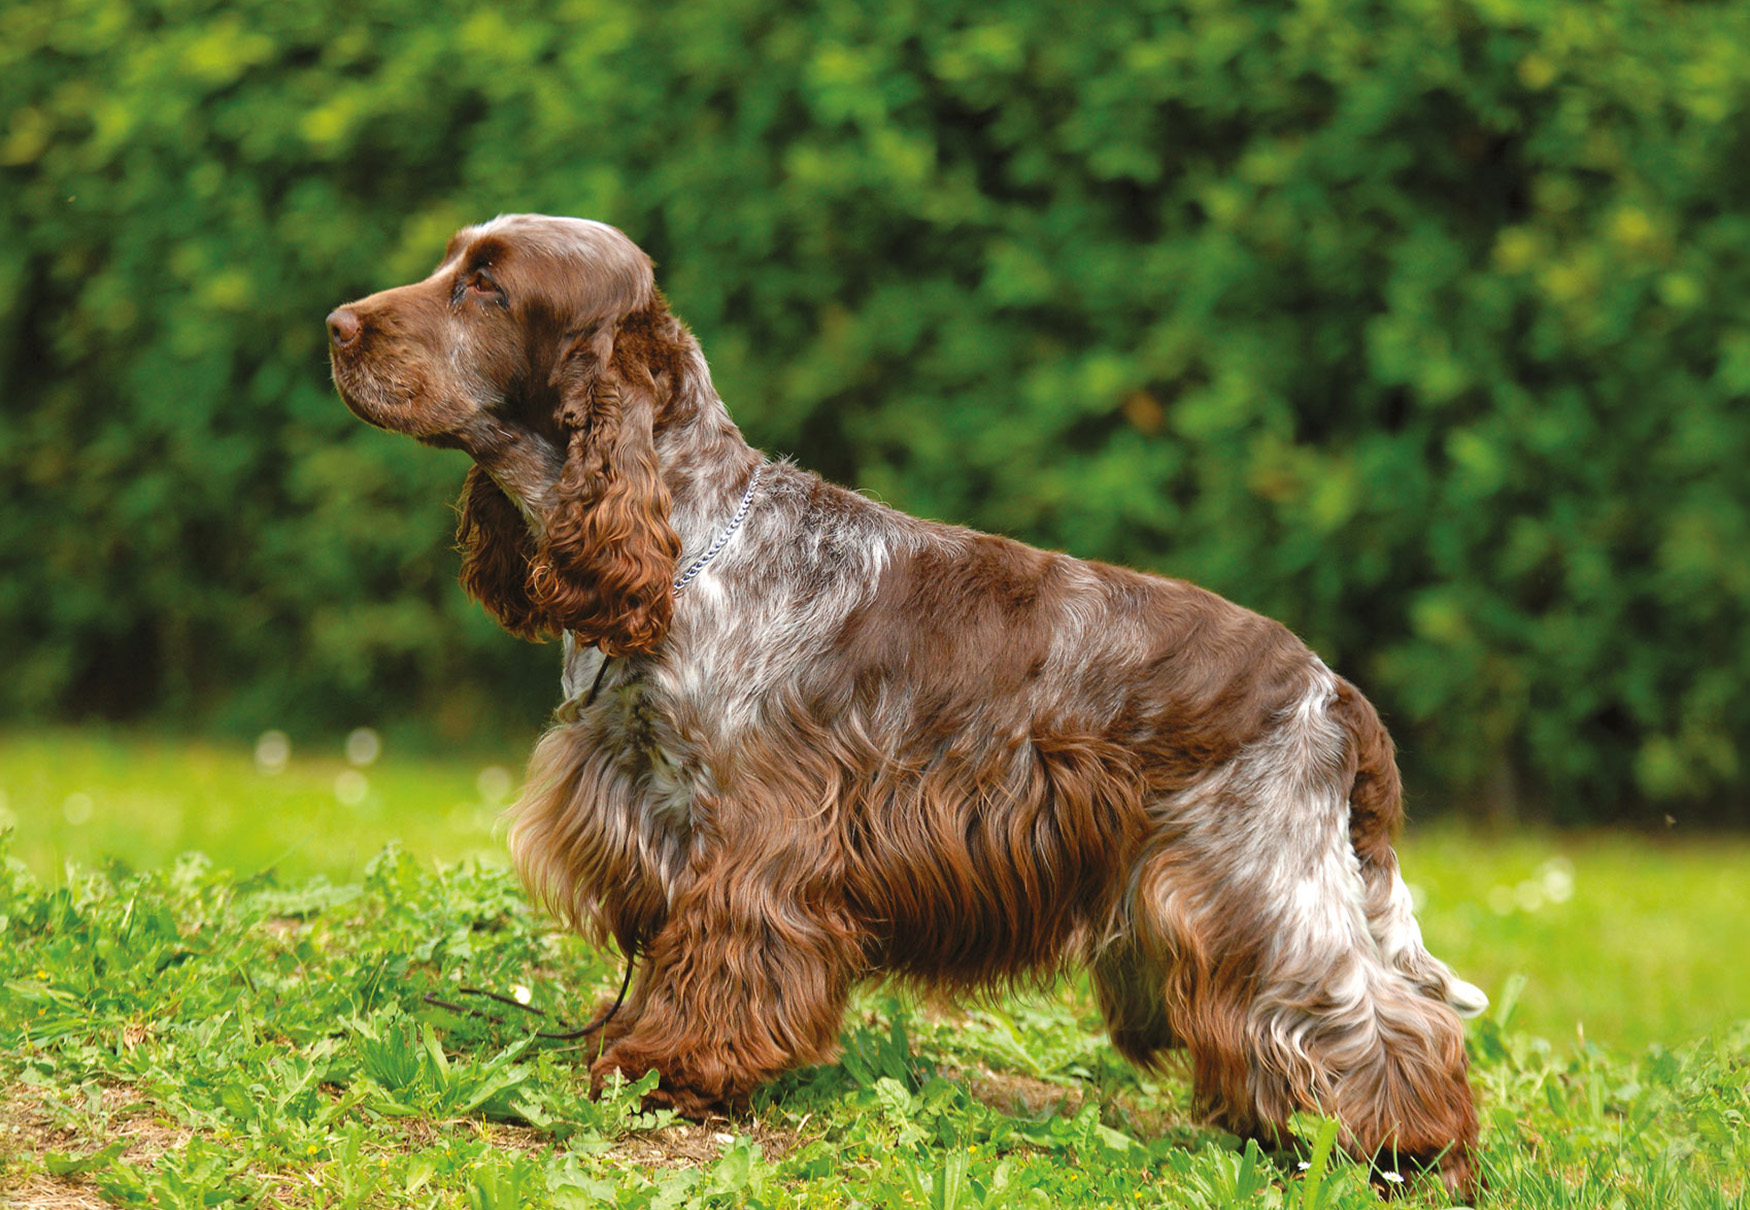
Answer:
xmin=422 ymin=955 xmax=635 ymax=1043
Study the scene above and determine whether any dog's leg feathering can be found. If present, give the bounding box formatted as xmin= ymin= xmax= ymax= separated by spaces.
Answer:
xmin=1331 ymin=680 xmax=1490 ymax=1018
xmin=583 ymin=815 xmax=866 ymax=1116
xmin=1117 ymin=667 xmax=1479 ymax=1195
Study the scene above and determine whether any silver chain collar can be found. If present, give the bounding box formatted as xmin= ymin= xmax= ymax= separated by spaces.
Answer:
xmin=672 ymin=463 xmax=764 ymax=595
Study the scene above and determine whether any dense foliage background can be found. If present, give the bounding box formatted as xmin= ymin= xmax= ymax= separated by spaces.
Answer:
xmin=4 ymin=0 xmax=1747 ymax=822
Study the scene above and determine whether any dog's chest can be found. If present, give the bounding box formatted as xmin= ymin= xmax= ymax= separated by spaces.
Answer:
xmin=563 ymin=646 xmax=716 ymax=833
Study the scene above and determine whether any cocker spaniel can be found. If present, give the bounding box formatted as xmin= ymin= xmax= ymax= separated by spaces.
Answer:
xmin=328 ymin=214 xmax=1486 ymax=1192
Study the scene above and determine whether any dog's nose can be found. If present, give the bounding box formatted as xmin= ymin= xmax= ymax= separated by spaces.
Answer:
xmin=326 ymin=307 xmax=361 ymax=349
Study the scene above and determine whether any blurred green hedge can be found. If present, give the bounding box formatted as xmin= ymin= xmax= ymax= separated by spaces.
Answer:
xmin=4 ymin=0 xmax=1747 ymax=821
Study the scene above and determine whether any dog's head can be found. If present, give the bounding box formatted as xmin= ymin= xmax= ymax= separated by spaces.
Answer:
xmin=327 ymin=215 xmax=685 ymax=654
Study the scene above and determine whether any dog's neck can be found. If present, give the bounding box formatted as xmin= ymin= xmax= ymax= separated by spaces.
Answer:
xmin=471 ymin=427 xmax=564 ymax=531
xmin=471 ymin=347 xmax=763 ymax=561
xmin=653 ymin=346 xmax=766 ymax=565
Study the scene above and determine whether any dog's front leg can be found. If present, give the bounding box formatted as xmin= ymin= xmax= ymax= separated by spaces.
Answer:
xmin=586 ymin=851 xmax=864 ymax=1118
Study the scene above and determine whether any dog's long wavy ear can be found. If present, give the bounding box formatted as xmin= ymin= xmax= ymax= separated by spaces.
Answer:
xmin=529 ymin=314 xmax=682 ymax=656
xmin=456 ymin=465 xmax=547 ymax=641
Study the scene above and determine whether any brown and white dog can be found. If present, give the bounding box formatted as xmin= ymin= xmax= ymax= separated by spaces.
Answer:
xmin=327 ymin=214 xmax=1486 ymax=1191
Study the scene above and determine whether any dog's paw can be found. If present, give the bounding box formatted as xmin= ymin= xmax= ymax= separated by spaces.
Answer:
xmin=588 ymin=1047 xmax=733 ymax=1120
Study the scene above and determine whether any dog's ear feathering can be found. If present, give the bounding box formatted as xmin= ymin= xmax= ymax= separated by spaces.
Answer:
xmin=456 ymin=465 xmax=546 ymax=640
xmin=528 ymin=311 xmax=682 ymax=656
xmin=454 ymin=308 xmax=683 ymax=654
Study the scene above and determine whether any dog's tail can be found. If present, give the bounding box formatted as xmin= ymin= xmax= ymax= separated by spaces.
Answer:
xmin=1334 ymin=678 xmax=1489 ymax=1018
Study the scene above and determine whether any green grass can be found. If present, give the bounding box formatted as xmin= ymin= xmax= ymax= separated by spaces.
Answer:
xmin=4 ymin=730 xmax=1745 ymax=1051
xmin=1401 ymin=828 xmax=1748 ymax=1052
xmin=2 ymin=729 xmax=1747 ymax=1208
xmin=0 ymin=728 xmax=530 ymax=885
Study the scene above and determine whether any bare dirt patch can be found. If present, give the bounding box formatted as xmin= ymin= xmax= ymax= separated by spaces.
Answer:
xmin=945 ymin=1065 xmax=1085 ymax=1117
xmin=610 ymin=1118 xmax=799 ymax=1167
xmin=1 ymin=1173 xmax=112 ymax=1210
xmin=2 ymin=1081 xmax=167 ymax=1210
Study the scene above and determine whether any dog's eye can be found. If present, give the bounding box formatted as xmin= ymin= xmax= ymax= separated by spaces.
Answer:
xmin=454 ymin=269 xmax=504 ymax=306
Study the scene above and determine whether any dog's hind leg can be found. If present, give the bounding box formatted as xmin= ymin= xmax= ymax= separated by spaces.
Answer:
xmin=1329 ymin=680 xmax=1488 ymax=1018
xmin=1130 ymin=666 xmax=1479 ymax=1194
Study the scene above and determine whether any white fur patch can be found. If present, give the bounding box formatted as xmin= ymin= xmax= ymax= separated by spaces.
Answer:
xmin=1446 ymin=980 xmax=1489 ymax=1018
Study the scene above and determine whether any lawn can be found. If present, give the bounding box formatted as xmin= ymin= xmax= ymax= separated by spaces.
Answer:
xmin=0 ymin=730 xmax=521 ymax=887
xmin=2 ymin=729 xmax=1747 ymax=1208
